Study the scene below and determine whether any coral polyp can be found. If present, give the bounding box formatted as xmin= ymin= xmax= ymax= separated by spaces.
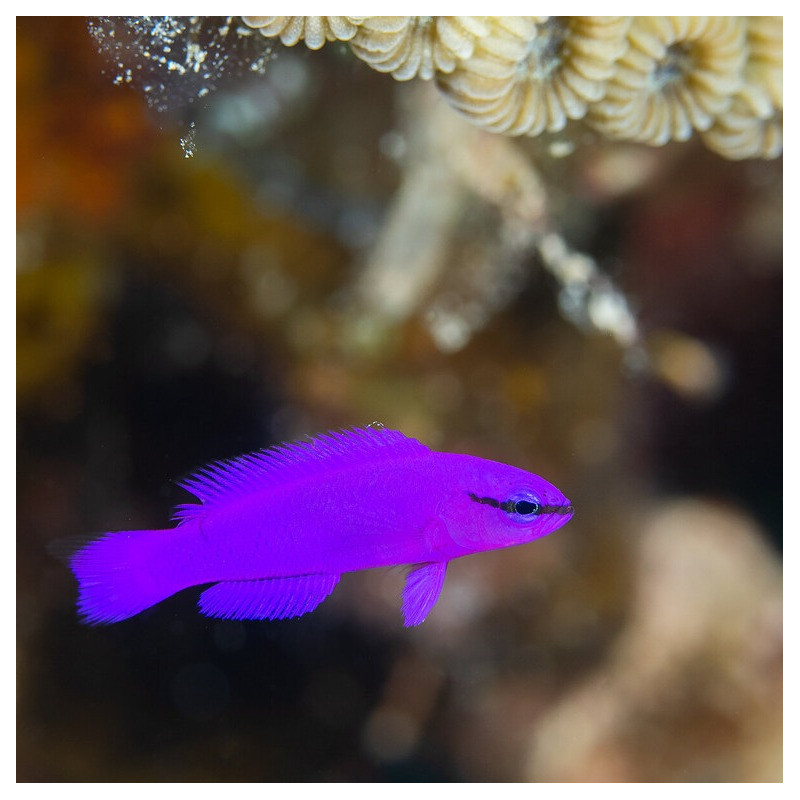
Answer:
xmin=241 ymin=16 xmax=363 ymax=50
xmin=237 ymin=16 xmax=782 ymax=159
xmin=437 ymin=16 xmax=631 ymax=136
xmin=586 ymin=17 xmax=747 ymax=146
xmin=349 ymin=16 xmax=490 ymax=81
xmin=700 ymin=17 xmax=782 ymax=160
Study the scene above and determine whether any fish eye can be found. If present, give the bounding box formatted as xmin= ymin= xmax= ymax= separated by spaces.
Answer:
xmin=513 ymin=500 xmax=539 ymax=516
xmin=500 ymin=492 xmax=542 ymax=520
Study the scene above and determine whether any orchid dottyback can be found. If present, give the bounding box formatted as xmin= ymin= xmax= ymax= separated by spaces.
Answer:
xmin=69 ymin=427 xmax=574 ymax=626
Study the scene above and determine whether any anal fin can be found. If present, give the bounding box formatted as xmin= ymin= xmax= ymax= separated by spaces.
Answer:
xmin=199 ymin=574 xmax=340 ymax=621
xmin=402 ymin=562 xmax=448 ymax=627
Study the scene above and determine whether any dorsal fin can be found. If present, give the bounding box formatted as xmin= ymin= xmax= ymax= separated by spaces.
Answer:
xmin=173 ymin=426 xmax=430 ymax=524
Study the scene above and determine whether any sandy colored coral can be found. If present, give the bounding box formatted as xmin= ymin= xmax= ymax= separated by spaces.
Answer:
xmin=437 ymin=17 xmax=631 ymax=137
xmin=587 ymin=16 xmax=747 ymax=146
xmin=701 ymin=17 xmax=783 ymax=160
xmin=701 ymin=100 xmax=782 ymax=160
xmin=238 ymin=15 xmax=782 ymax=160
xmin=241 ymin=16 xmax=363 ymax=50
xmin=741 ymin=16 xmax=782 ymax=112
xmin=350 ymin=16 xmax=490 ymax=81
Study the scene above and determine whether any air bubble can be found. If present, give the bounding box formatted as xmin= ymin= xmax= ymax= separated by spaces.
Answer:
xmin=179 ymin=121 xmax=197 ymax=158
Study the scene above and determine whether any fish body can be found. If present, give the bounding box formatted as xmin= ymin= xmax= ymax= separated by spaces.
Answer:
xmin=69 ymin=427 xmax=573 ymax=626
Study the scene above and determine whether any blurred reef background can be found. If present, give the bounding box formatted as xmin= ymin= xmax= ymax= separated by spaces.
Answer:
xmin=17 ymin=17 xmax=781 ymax=781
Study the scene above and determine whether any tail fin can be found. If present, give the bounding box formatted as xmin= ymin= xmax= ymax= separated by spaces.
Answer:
xmin=68 ymin=529 xmax=181 ymax=624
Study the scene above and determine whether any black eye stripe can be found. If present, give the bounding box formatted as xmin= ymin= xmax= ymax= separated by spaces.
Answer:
xmin=467 ymin=493 xmax=502 ymax=509
xmin=467 ymin=492 xmax=572 ymax=516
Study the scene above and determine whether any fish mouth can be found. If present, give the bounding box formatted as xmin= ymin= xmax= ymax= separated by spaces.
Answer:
xmin=536 ymin=502 xmax=574 ymax=537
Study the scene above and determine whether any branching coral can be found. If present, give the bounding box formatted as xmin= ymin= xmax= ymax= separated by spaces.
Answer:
xmin=241 ymin=16 xmax=363 ymax=50
xmin=237 ymin=15 xmax=782 ymax=160
xmin=351 ymin=82 xmax=640 ymax=356
xmin=437 ymin=17 xmax=631 ymax=137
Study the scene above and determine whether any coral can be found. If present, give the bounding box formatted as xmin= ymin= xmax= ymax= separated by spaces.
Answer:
xmin=437 ymin=16 xmax=631 ymax=136
xmin=350 ymin=16 xmax=490 ymax=81
xmin=241 ymin=16 xmax=363 ymax=50
xmin=741 ymin=16 xmax=782 ymax=111
xmin=237 ymin=15 xmax=782 ymax=159
xmin=236 ymin=15 xmax=782 ymax=160
xmin=700 ymin=98 xmax=782 ymax=160
xmin=350 ymin=82 xmax=639 ymax=356
xmin=700 ymin=17 xmax=783 ymax=160
xmin=587 ymin=16 xmax=747 ymax=146
xmin=525 ymin=500 xmax=782 ymax=781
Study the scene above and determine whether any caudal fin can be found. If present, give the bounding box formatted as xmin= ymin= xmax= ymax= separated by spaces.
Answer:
xmin=69 ymin=529 xmax=180 ymax=624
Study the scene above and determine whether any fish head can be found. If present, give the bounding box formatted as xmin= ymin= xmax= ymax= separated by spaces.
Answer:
xmin=439 ymin=455 xmax=574 ymax=553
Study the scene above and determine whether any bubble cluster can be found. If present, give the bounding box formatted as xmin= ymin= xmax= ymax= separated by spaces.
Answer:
xmin=88 ymin=16 xmax=274 ymax=114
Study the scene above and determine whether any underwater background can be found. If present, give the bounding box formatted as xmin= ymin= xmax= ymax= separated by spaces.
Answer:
xmin=17 ymin=17 xmax=781 ymax=781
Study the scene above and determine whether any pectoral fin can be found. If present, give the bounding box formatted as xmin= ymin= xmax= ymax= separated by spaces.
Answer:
xmin=402 ymin=561 xmax=448 ymax=627
xmin=199 ymin=574 xmax=340 ymax=620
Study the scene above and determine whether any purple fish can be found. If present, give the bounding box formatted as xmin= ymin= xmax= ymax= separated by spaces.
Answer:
xmin=69 ymin=427 xmax=573 ymax=626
